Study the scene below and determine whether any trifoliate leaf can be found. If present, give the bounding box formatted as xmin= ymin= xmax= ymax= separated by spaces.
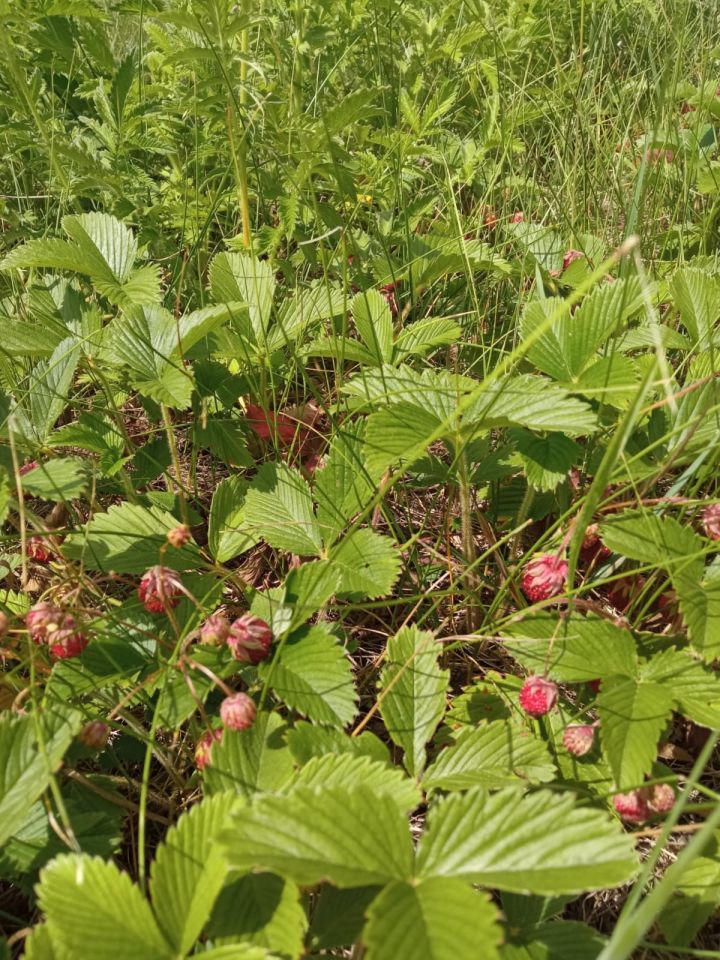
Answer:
xmin=597 ymin=677 xmax=673 ymax=788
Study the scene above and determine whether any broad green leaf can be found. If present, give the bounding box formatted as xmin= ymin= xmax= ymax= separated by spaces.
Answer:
xmin=570 ymin=354 xmax=640 ymax=409
xmin=597 ymin=677 xmax=673 ymax=788
xmin=208 ymin=873 xmax=306 ymax=957
xmin=221 ymin=785 xmax=413 ymax=887
xmin=466 ymin=375 xmax=597 ymax=436
xmin=379 ymin=626 xmax=449 ymax=777
xmin=243 ymin=462 xmax=322 ymax=556
xmin=674 ymin=574 xmax=720 ymax=661
xmin=658 ymin=833 xmax=720 ymax=947
xmin=267 ymin=282 xmax=347 ymax=353
xmin=416 ymin=787 xmax=638 ymax=893
xmin=282 ymin=560 xmax=341 ymax=631
xmin=305 ymin=335 xmax=379 ymax=367
xmin=0 ymin=706 xmax=80 ymax=848
xmin=671 ymin=266 xmax=720 ymax=349
xmin=308 ymin=885 xmax=380 ymax=950
xmin=364 ymin=402 xmax=443 ymax=475
xmin=565 ymin=278 xmax=644 ymax=376
xmin=290 ymin=754 xmax=420 ymax=812
xmin=259 ymin=623 xmax=357 ymax=727
xmin=22 ymin=925 xmax=58 ymax=960
xmin=599 ymin=510 xmax=704 ymax=578
xmin=62 ymin=502 xmax=203 ymax=573
xmin=423 ymin=721 xmax=556 ymax=791
xmin=194 ymin=947 xmax=273 ymax=959
xmin=150 ymin=793 xmax=237 ymax=955
xmin=209 ymin=252 xmax=274 ymax=339
xmin=328 ymin=528 xmax=401 ymax=598
xmin=202 ymin=711 xmax=294 ymax=799
xmin=502 ymin=920 xmax=608 ymax=959
xmin=63 ymin=213 xmax=137 ymax=283
xmin=364 ymin=879 xmax=502 ymax=960
xmin=20 ymin=458 xmax=88 ymax=501
xmin=640 ymin=647 xmax=720 ymax=727
xmin=36 ymin=854 xmax=171 ymax=960
xmin=351 ymin=289 xmax=393 ymax=364
xmin=502 ymin=614 xmax=637 ymax=682
xmin=12 ymin=338 xmax=80 ymax=443
xmin=315 ymin=422 xmax=379 ymax=544
xmin=393 ymin=316 xmax=462 ymax=360
xmin=207 ymin=476 xmax=258 ymax=562
xmin=510 ymin=430 xmax=580 ymax=492
xmin=285 ymin=721 xmax=389 ymax=766
xmin=176 ymin=303 xmax=246 ymax=354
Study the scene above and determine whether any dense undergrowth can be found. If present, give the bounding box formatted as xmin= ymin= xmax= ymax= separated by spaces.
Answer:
xmin=2 ymin=0 xmax=720 ymax=957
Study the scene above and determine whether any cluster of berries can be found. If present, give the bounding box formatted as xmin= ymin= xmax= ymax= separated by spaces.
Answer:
xmin=613 ymin=784 xmax=676 ymax=823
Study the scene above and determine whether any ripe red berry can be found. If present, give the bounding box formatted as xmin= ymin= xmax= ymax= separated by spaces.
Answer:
xmin=138 ymin=566 xmax=184 ymax=613
xmin=613 ymin=789 xmax=649 ymax=823
xmin=580 ymin=524 xmax=612 ymax=563
xmin=227 ymin=614 xmax=272 ymax=665
xmin=647 ymin=783 xmax=675 ymax=814
xmin=519 ymin=676 xmax=558 ymax=717
xmin=200 ymin=612 xmax=231 ymax=646
xmin=27 ymin=536 xmax=52 ymax=563
xmin=195 ymin=728 xmax=223 ymax=769
xmin=510 ymin=210 xmax=524 ymax=223
xmin=220 ymin=692 xmax=257 ymax=731
xmin=562 ymin=249 xmax=583 ymax=271
xmin=588 ymin=678 xmax=602 ymax=695
xmin=702 ymin=504 xmax=720 ymax=541
xmin=521 ymin=554 xmax=568 ymax=602
xmin=166 ymin=524 xmax=192 ymax=549
xmin=563 ymin=724 xmax=596 ymax=757
xmin=49 ymin=625 xmax=88 ymax=659
xmin=79 ymin=721 xmax=110 ymax=750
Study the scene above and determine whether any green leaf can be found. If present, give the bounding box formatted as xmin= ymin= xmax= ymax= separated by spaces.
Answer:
xmin=674 ymin=574 xmax=720 ymax=661
xmin=393 ymin=316 xmax=462 ymax=360
xmin=0 ymin=705 xmax=80 ymax=848
xmin=510 ymin=430 xmax=580 ymax=492
xmin=364 ymin=879 xmax=502 ymax=960
xmin=308 ymin=885 xmax=380 ymax=950
xmin=364 ymin=401 xmax=443 ymax=475
xmin=282 ymin=560 xmax=341 ymax=631
xmin=63 ymin=213 xmax=137 ymax=283
xmin=328 ymin=528 xmax=401 ymax=598
xmin=423 ymin=721 xmax=556 ymax=791
xmin=193 ymin=946 xmax=274 ymax=959
xmin=502 ymin=614 xmax=638 ymax=682
xmin=209 ymin=252 xmax=274 ymax=339
xmin=221 ymin=785 xmax=413 ymax=887
xmin=202 ymin=711 xmax=294 ymax=800
xmin=243 ymin=463 xmax=322 ymax=556
xmin=502 ymin=920 xmax=608 ymax=959
xmin=570 ymin=354 xmax=640 ymax=409
xmin=379 ymin=626 xmax=449 ymax=777
xmin=597 ymin=678 xmax=673 ymax=788
xmin=259 ymin=623 xmax=357 ymax=727
xmin=23 ymin=925 xmax=58 ymax=960
xmin=351 ymin=289 xmax=393 ymax=364
xmin=466 ymin=375 xmax=597 ymax=436
xmin=20 ymin=458 xmax=88 ymax=501
xmin=62 ymin=502 xmax=203 ymax=573
xmin=315 ymin=422 xmax=378 ymax=544
xmin=150 ymin=793 xmax=236 ymax=955
xmin=208 ymin=476 xmax=259 ymax=563
xmin=416 ymin=787 xmax=638 ymax=893
xmin=599 ymin=510 xmax=704 ymax=578
xmin=208 ymin=873 xmax=306 ymax=957
xmin=657 ymin=833 xmax=720 ymax=947
xmin=36 ymin=854 xmax=171 ymax=960
xmin=13 ymin=338 xmax=81 ymax=443
xmin=291 ymin=754 xmax=420 ymax=812
xmin=671 ymin=266 xmax=720 ymax=349
xmin=641 ymin=648 xmax=720 ymax=727
xmin=285 ymin=722 xmax=389 ymax=766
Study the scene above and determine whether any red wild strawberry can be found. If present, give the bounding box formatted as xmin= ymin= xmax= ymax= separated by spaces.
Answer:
xmin=521 ymin=554 xmax=569 ymax=602
xmin=562 ymin=249 xmax=583 ymax=271
xmin=613 ymin=789 xmax=649 ymax=823
xmin=580 ymin=524 xmax=612 ymax=564
xmin=166 ymin=524 xmax=192 ymax=549
xmin=563 ymin=724 xmax=596 ymax=757
xmin=510 ymin=210 xmax=524 ymax=223
xmin=195 ymin=728 xmax=223 ymax=769
xmin=19 ymin=461 xmax=39 ymax=476
xmin=702 ymin=503 xmax=720 ymax=541
xmin=227 ymin=614 xmax=273 ymax=665
xmin=27 ymin=537 xmax=52 ymax=563
xmin=647 ymin=783 xmax=675 ymax=813
xmin=49 ymin=625 xmax=88 ymax=660
xmin=200 ymin=612 xmax=231 ymax=645
xmin=220 ymin=692 xmax=257 ymax=731
xmin=519 ymin=676 xmax=558 ymax=717
xmin=138 ymin=566 xmax=184 ymax=613
xmin=588 ymin=678 xmax=602 ymax=695
xmin=79 ymin=721 xmax=110 ymax=750
xmin=26 ymin=601 xmax=63 ymax=643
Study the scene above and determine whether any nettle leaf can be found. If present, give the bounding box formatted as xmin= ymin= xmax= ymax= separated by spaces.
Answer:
xmin=423 ymin=721 xmax=556 ymax=791
xmin=466 ymin=375 xmax=597 ymax=435
xmin=243 ymin=462 xmax=322 ymax=556
xmin=510 ymin=430 xmax=580 ymax=492
xmin=20 ymin=457 xmax=88 ymax=501
xmin=364 ymin=879 xmax=502 ymax=960
xmin=641 ymin=647 xmax=720 ymax=727
xmin=208 ymin=873 xmax=307 ymax=957
xmin=150 ymin=793 xmax=237 ymax=955
xmin=597 ymin=677 xmax=673 ymax=788
xmin=290 ymin=754 xmax=420 ymax=812
xmin=208 ymin=475 xmax=259 ymax=563
xmin=671 ymin=266 xmax=720 ymax=349
xmin=36 ymin=854 xmax=171 ymax=960
xmin=379 ymin=626 xmax=449 ymax=777
xmin=599 ymin=510 xmax=704 ymax=576
xmin=259 ymin=623 xmax=357 ymax=727
xmin=221 ymin=785 xmax=414 ymax=887
xmin=503 ymin=613 xmax=637 ymax=681
xmin=203 ymin=711 xmax=294 ymax=800
xmin=0 ymin=705 xmax=80 ymax=847
xmin=62 ymin=502 xmax=203 ymax=573
xmin=328 ymin=528 xmax=402 ymax=598
xmin=416 ymin=787 xmax=638 ymax=894
xmin=351 ymin=289 xmax=393 ymax=363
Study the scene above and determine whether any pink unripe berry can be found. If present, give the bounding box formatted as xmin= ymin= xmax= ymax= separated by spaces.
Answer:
xmin=167 ymin=524 xmax=192 ymax=549
xmin=521 ymin=554 xmax=568 ymax=603
xmin=227 ymin=614 xmax=272 ymax=665
xmin=138 ymin=566 xmax=183 ymax=613
xmin=562 ymin=249 xmax=583 ymax=271
xmin=200 ymin=612 xmax=231 ymax=646
xmin=27 ymin=537 xmax=52 ymax=563
xmin=220 ymin=692 xmax=257 ymax=731
xmin=613 ymin=789 xmax=650 ymax=823
xmin=519 ymin=676 xmax=558 ymax=717
xmin=19 ymin=461 xmax=39 ymax=476
xmin=647 ymin=783 xmax=675 ymax=814
xmin=563 ymin=724 xmax=596 ymax=757
xmin=26 ymin=601 xmax=63 ymax=643
xmin=702 ymin=504 xmax=720 ymax=541
xmin=510 ymin=210 xmax=524 ymax=223
xmin=195 ymin=728 xmax=223 ymax=769
xmin=79 ymin=721 xmax=110 ymax=750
